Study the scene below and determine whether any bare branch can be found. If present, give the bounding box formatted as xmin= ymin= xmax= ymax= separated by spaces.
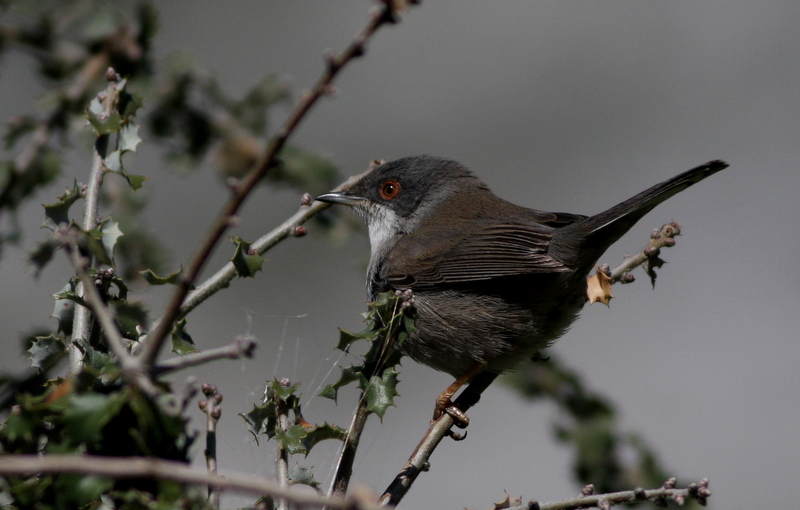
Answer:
xmin=138 ymin=3 xmax=403 ymax=369
xmin=521 ymin=478 xmax=711 ymax=510
xmin=0 ymin=455 xmax=384 ymax=510
xmin=378 ymin=371 xmax=498 ymax=506
xmin=176 ymin=169 xmax=368 ymax=320
xmin=153 ymin=335 xmax=256 ymax=376
xmin=199 ymin=384 xmax=222 ymax=508
xmin=69 ymin=73 xmax=122 ymax=374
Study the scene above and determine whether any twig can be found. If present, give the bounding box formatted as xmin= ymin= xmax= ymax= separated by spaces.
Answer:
xmin=153 ymin=335 xmax=256 ymax=376
xmin=521 ymin=478 xmax=711 ymax=510
xmin=607 ymin=221 xmax=681 ymax=284
xmin=64 ymin=241 xmax=163 ymax=399
xmin=69 ymin=72 xmax=121 ymax=374
xmin=176 ymin=169 xmax=368 ymax=321
xmin=329 ymin=393 xmax=372 ymax=498
xmin=199 ymin=384 xmax=222 ymax=508
xmin=138 ymin=3 xmax=401 ymax=369
xmin=275 ymin=389 xmax=292 ymax=510
xmin=378 ymin=371 xmax=498 ymax=506
xmin=0 ymin=455 xmax=384 ymax=510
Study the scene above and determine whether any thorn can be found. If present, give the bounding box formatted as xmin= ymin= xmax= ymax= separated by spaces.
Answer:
xmin=105 ymin=67 xmax=120 ymax=82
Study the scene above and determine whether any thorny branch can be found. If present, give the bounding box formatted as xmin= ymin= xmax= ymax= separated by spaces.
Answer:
xmin=517 ymin=478 xmax=710 ymax=510
xmin=153 ymin=335 xmax=257 ymax=376
xmin=0 ymin=455 xmax=385 ymax=510
xmin=199 ymin=384 xmax=222 ymax=508
xmin=138 ymin=3 xmax=404 ymax=369
xmin=70 ymin=72 xmax=123 ymax=374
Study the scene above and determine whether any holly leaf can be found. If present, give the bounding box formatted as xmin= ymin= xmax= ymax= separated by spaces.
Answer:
xmin=119 ymin=90 xmax=144 ymax=119
xmin=62 ymin=392 xmax=127 ymax=444
xmin=230 ymin=236 xmax=265 ymax=278
xmin=86 ymin=110 xmax=123 ymax=135
xmin=29 ymin=239 xmax=59 ymax=276
xmin=28 ymin=334 xmax=66 ymax=371
xmin=140 ymin=267 xmax=183 ymax=285
xmin=274 ymin=424 xmax=309 ymax=456
xmin=319 ymin=365 xmax=362 ymax=402
xmin=100 ymin=218 xmax=124 ymax=264
xmin=587 ymin=267 xmax=613 ymax=306
xmin=170 ymin=318 xmax=198 ymax=355
xmin=119 ymin=123 xmax=142 ymax=153
xmin=112 ymin=300 xmax=148 ymax=340
xmin=364 ymin=366 xmax=400 ymax=419
xmin=42 ymin=181 xmax=81 ymax=231
xmin=301 ymin=423 xmax=346 ymax=455
xmin=51 ymin=280 xmax=78 ymax=334
xmin=104 ymin=150 xmax=122 ymax=172
xmin=240 ymin=401 xmax=277 ymax=444
xmin=288 ymin=464 xmax=322 ymax=490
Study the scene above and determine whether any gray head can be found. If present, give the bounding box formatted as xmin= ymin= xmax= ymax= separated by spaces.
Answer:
xmin=315 ymin=155 xmax=491 ymax=281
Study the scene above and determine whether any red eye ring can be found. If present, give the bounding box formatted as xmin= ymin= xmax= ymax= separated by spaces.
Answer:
xmin=379 ymin=179 xmax=401 ymax=200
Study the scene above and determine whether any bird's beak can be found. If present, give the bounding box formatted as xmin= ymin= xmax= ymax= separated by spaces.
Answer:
xmin=315 ymin=191 xmax=367 ymax=207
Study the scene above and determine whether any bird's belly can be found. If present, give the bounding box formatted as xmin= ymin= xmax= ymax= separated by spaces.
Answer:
xmin=400 ymin=286 xmax=583 ymax=378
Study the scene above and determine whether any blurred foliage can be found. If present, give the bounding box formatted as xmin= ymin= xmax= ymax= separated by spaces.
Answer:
xmin=503 ymin=356 xmax=702 ymax=508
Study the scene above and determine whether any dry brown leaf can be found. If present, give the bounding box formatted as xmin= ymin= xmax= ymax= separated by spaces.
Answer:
xmin=493 ymin=491 xmax=523 ymax=509
xmin=587 ymin=266 xmax=613 ymax=306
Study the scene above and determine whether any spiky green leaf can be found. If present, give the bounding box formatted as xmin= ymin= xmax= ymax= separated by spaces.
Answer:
xmin=301 ymin=423 xmax=346 ymax=455
xmin=230 ymin=236 xmax=265 ymax=278
xmin=319 ymin=365 xmax=361 ymax=402
xmin=28 ymin=334 xmax=66 ymax=371
xmin=240 ymin=402 xmax=277 ymax=444
xmin=42 ymin=181 xmax=81 ymax=231
xmin=288 ymin=464 xmax=322 ymax=490
xmin=170 ymin=318 xmax=198 ymax=355
xmin=51 ymin=280 xmax=78 ymax=334
xmin=140 ymin=267 xmax=183 ymax=285
xmin=119 ymin=123 xmax=142 ymax=152
xmin=364 ymin=366 xmax=400 ymax=419
xmin=86 ymin=110 xmax=123 ymax=135
xmin=274 ymin=424 xmax=309 ymax=456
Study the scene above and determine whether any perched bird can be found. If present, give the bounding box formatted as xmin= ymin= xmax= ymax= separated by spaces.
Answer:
xmin=316 ymin=156 xmax=727 ymax=419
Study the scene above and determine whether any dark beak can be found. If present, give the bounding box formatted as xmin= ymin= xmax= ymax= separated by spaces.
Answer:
xmin=315 ymin=191 xmax=367 ymax=207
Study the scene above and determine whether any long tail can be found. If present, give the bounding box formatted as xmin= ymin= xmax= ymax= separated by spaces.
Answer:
xmin=554 ymin=160 xmax=728 ymax=268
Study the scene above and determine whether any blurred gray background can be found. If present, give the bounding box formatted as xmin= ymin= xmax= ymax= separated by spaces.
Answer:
xmin=2 ymin=1 xmax=799 ymax=508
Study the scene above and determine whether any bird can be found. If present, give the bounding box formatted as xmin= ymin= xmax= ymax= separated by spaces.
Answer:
xmin=316 ymin=156 xmax=727 ymax=421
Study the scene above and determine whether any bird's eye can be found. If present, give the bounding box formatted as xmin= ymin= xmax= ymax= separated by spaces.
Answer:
xmin=379 ymin=180 xmax=401 ymax=200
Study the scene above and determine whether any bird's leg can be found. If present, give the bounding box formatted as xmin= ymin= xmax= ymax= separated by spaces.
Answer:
xmin=433 ymin=361 xmax=486 ymax=427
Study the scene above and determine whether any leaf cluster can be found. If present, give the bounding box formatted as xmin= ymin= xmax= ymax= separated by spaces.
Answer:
xmin=320 ymin=291 xmax=415 ymax=419
xmin=0 ymin=372 xmax=196 ymax=509
xmin=503 ymin=356 xmax=702 ymax=508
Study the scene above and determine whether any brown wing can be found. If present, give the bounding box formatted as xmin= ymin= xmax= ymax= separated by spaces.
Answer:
xmin=382 ymin=222 xmax=575 ymax=289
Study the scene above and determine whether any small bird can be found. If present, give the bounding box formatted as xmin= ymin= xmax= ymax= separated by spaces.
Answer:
xmin=316 ymin=156 xmax=727 ymax=419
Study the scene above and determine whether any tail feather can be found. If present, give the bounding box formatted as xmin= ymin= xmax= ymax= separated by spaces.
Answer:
xmin=554 ymin=160 xmax=728 ymax=268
